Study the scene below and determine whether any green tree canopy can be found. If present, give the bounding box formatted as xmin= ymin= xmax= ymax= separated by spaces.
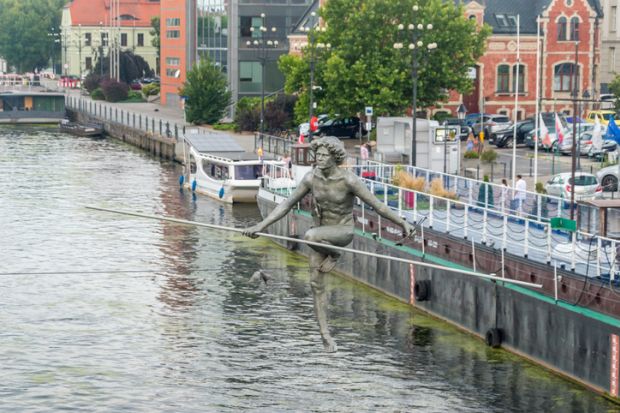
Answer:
xmin=150 ymin=16 xmax=160 ymax=73
xmin=0 ymin=0 xmax=65 ymax=72
xmin=279 ymin=0 xmax=490 ymax=123
xmin=180 ymin=59 xmax=231 ymax=125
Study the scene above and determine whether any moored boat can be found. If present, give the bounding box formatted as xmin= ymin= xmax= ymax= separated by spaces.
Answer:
xmin=181 ymin=132 xmax=284 ymax=203
xmin=0 ymin=91 xmax=65 ymax=124
xmin=59 ymin=120 xmax=104 ymax=137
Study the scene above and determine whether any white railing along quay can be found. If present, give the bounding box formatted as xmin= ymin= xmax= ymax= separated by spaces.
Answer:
xmin=65 ymin=96 xmax=184 ymax=142
xmin=261 ymin=163 xmax=619 ymax=282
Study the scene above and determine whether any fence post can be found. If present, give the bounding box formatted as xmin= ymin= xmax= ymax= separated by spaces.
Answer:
xmin=159 ymin=120 xmax=162 ymax=135
xmin=175 ymin=124 xmax=178 ymax=140
xmin=152 ymin=118 xmax=155 ymax=132
xmin=139 ymin=114 xmax=142 ymax=130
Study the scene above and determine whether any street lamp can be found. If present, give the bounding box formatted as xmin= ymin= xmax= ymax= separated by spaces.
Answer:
xmin=77 ymin=24 xmax=83 ymax=80
xmin=302 ymin=14 xmax=330 ymax=142
xmin=247 ymin=13 xmax=278 ymax=136
xmin=393 ymin=5 xmax=437 ymax=166
xmin=47 ymin=28 xmax=61 ymax=76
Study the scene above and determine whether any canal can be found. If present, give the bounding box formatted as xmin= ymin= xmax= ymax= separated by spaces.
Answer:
xmin=1 ymin=127 xmax=618 ymax=412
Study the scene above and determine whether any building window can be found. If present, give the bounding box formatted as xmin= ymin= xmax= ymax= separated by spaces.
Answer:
xmin=498 ymin=109 xmax=509 ymax=116
xmin=166 ymin=57 xmax=180 ymax=66
xmin=166 ymin=68 xmax=181 ymax=78
xmin=611 ymin=47 xmax=616 ymax=72
xmin=166 ymin=30 xmax=180 ymax=39
xmin=566 ymin=0 xmax=573 ymax=6
xmin=557 ymin=16 xmax=567 ymax=40
xmin=497 ymin=64 xmax=510 ymax=92
xmin=166 ymin=18 xmax=181 ymax=27
xmin=101 ymin=32 xmax=108 ymax=47
xmin=85 ymin=33 xmax=91 ymax=47
xmin=554 ymin=63 xmax=578 ymax=92
xmin=85 ymin=57 xmax=92 ymax=70
xmin=612 ymin=7 xmax=618 ymax=32
xmin=239 ymin=61 xmax=262 ymax=92
xmin=121 ymin=33 xmax=127 ymax=47
xmin=137 ymin=33 xmax=144 ymax=47
xmin=240 ymin=16 xmax=263 ymax=38
xmin=570 ymin=17 xmax=579 ymax=40
xmin=512 ymin=64 xmax=525 ymax=93
xmin=495 ymin=14 xmax=507 ymax=27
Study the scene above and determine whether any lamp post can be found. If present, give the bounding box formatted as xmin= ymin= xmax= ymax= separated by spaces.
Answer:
xmin=303 ymin=12 xmax=329 ymax=142
xmin=247 ymin=13 xmax=278 ymax=136
xmin=457 ymin=103 xmax=467 ymax=174
xmin=393 ymin=5 xmax=437 ymax=167
xmin=77 ymin=24 xmax=83 ymax=80
xmin=569 ymin=41 xmax=579 ymax=220
xmin=47 ymin=28 xmax=61 ymax=76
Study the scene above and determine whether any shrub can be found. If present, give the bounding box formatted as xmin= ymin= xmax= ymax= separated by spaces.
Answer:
xmin=125 ymin=90 xmax=145 ymax=102
xmin=234 ymin=97 xmax=261 ymax=132
xmin=429 ymin=178 xmax=458 ymax=200
xmin=91 ymin=88 xmax=105 ymax=100
xmin=213 ymin=122 xmax=237 ymax=131
xmin=101 ymin=79 xmax=129 ymax=102
xmin=142 ymin=83 xmax=160 ymax=97
xmin=480 ymin=149 xmax=498 ymax=163
xmin=535 ymin=182 xmax=547 ymax=194
xmin=392 ymin=171 xmax=425 ymax=191
xmin=83 ymin=73 xmax=102 ymax=93
xmin=464 ymin=150 xmax=479 ymax=159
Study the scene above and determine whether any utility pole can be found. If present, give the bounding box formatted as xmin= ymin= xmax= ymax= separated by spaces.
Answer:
xmin=570 ymin=41 xmax=579 ymax=220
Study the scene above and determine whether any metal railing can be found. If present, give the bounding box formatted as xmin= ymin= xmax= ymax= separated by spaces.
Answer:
xmin=261 ymin=163 xmax=619 ymax=282
xmin=65 ymin=96 xmax=183 ymax=142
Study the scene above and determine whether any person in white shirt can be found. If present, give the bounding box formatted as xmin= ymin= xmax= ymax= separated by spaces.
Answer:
xmin=514 ymin=174 xmax=527 ymax=215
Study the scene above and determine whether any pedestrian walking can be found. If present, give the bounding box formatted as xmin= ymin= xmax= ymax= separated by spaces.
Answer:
xmin=466 ymin=132 xmax=475 ymax=152
xmin=513 ymin=174 xmax=527 ymax=216
xmin=501 ymin=178 xmax=509 ymax=212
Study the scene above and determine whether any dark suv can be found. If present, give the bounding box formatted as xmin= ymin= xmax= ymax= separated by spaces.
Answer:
xmin=492 ymin=119 xmax=535 ymax=148
xmin=443 ymin=118 xmax=471 ymax=141
xmin=318 ymin=116 xmax=366 ymax=139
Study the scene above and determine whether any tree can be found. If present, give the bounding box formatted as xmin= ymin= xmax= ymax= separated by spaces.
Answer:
xmin=150 ymin=16 xmax=160 ymax=74
xmin=0 ymin=0 xmax=65 ymax=72
xmin=608 ymin=74 xmax=620 ymax=111
xmin=180 ymin=59 xmax=231 ymax=125
xmin=92 ymin=50 xmax=154 ymax=83
xmin=279 ymin=0 xmax=490 ymax=121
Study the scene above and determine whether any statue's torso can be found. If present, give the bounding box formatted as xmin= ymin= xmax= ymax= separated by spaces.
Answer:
xmin=310 ymin=169 xmax=354 ymax=226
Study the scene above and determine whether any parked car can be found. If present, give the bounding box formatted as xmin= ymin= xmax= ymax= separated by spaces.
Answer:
xmin=576 ymin=129 xmax=611 ymax=155
xmin=585 ymin=110 xmax=620 ymax=126
xmin=299 ymin=114 xmax=330 ymax=139
xmin=600 ymin=93 xmax=615 ymax=110
xmin=523 ymin=113 xmax=569 ymax=150
xmin=558 ymin=124 xmax=595 ymax=155
xmin=596 ymin=163 xmax=620 ymax=192
xmin=491 ymin=118 xmax=535 ymax=148
xmin=588 ymin=140 xmax=618 ymax=160
xmin=129 ymin=79 xmax=142 ymax=90
xmin=464 ymin=113 xmax=490 ymax=128
xmin=443 ymin=117 xmax=471 ymax=141
xmin=318 ymin=116 xmax=367 ymax=139
xmin=544 ymin=172 xmax=602 ymax=201
xmin=471 ymin=114 xmax=512 ymax=137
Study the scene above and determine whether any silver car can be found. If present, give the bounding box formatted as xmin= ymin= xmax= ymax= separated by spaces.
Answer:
xmin=544 ymin=172 xmax=602 ymax=201
xmin=596 ymin=163 xmax=620 ymax=192
xmin=471 ymin=114 xmax=512 ymax=136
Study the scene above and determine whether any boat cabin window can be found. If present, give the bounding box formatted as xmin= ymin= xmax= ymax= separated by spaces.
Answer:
xmin=202 ymin=160 xmax=229 ymax=179
xmin=293 ymin=145 xmax=314 ymax=166
xmin=235 ymin=165 xmax=263 ymax=180
xmin=190 ymin=157 xmax=197 ymax=174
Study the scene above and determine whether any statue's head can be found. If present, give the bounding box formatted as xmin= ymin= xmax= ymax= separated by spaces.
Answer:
xmin=311 ymin=136 xmax=347 ymax=165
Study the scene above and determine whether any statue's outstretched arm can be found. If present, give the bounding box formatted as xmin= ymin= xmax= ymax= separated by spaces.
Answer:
xmin=348 ymin=174 xmax=414 ymax=236
xmin=243 ymin=173 xmax=312 ymax=238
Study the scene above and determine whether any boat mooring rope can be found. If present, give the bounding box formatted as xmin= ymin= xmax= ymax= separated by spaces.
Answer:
xmin=85 ymin=205 xmax=543 ymax=289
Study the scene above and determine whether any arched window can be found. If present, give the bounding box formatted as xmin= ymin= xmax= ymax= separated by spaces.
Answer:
xmin=557 ymin=16 xmax=567 ymax=40
xmin=570 ymin=17 xmax=579 ymax=40
xmin=497 ymin=64 xmax=510 ymax=92
xmin=512 ymin=64 xmax=525 ymax=92
xmin=554 ymin=63 xmax=578 ymax=91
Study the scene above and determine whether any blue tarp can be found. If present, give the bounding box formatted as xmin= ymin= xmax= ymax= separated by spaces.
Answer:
xmin=605 ymin=116 xmax=620 ymax=145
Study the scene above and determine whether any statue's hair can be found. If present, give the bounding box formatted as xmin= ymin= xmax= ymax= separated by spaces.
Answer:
xmin=311 ymin=136 xmax=347 ymax=165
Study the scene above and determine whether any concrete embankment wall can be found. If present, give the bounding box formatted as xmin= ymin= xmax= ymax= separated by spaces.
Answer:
xmin=68 ymin=108 xmax=178 ymax=160
xmin=258 ymin=197 xmax=620 ymax=398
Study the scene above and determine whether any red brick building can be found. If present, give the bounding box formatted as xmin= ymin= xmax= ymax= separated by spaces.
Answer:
xmin=440 ymin=0 xmax=603 ymax=120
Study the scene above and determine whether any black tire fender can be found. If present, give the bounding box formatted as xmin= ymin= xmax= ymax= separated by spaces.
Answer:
xmin=485 ymin=328 xmax=503 ymax=348
xmin=414 ymin=279 xmax=431 ymax=301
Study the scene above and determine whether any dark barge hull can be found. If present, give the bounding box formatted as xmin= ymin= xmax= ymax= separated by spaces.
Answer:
xmin=257 ymin=191 xmax=620 ymax=399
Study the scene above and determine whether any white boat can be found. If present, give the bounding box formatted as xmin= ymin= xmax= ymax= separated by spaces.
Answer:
xmin=181 ymin=132 xmax=283 ymax=203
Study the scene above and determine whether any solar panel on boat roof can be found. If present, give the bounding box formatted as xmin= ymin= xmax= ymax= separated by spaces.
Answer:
xmin=184 ymin=133 xmax=245 ymax=153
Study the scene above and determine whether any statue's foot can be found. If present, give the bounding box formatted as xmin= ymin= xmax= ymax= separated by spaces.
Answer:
xmin=319 ymin=255 xmax=338 ymax=273
xmin=322 ymin=337 xmax=337 ymax=353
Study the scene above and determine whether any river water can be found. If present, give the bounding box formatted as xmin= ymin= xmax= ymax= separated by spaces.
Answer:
xmin=1 ymin=127 xmax=618 ymax=412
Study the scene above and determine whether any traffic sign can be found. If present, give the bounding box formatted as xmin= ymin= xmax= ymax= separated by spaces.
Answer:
xmin=365 ymin=106 xmax=373 ymax=116
xmin=366 ymin=122 xmax=372 ymax=131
